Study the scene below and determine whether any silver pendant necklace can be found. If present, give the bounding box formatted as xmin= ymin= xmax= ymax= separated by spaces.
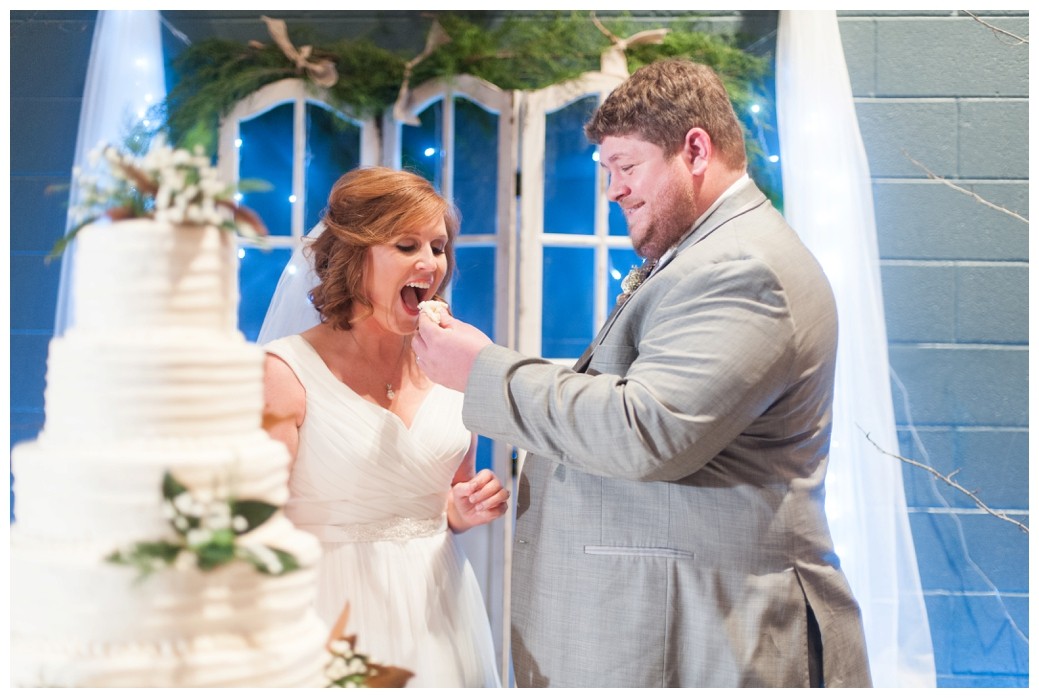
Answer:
xmin=349 ymin=331 xmax=407 ymax=401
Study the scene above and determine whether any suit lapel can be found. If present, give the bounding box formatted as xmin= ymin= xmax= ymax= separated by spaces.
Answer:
xmin=669 ymin=181 xmax=769 ymax=261
xmin=572 ymin=183 xmax=769 ymax=373
xmin=573 ymin=296 xmax=629 ymax=372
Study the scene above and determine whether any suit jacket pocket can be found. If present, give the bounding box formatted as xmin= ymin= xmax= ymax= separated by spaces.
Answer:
xmin=587 ymin=343 xmax=637 ymax=375
xmin=584 ymin=545 xmax=694 ymax=559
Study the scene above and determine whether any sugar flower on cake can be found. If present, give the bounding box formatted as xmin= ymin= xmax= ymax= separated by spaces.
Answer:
xmin=107 ymin=471 xmax=300 ymax=581
xmin=50 ymin=136 xmax=269 ymax=259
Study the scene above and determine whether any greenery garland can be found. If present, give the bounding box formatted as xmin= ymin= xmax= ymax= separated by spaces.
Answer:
xmin=163 ymin=11 xmax=770 ymax=153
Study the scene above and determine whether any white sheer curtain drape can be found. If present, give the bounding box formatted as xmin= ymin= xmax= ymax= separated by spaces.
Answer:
xmin=776 ymin=11 xmax=936 ymax=687
xmin=53 ymin=10 xmax=166 ymax=335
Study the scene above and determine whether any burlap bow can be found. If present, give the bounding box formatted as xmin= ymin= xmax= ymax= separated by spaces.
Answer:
xmin=392 ymin=19 xmax=452 ymax=126
xmin=593 ymin=14 xmax=670 ymax=77
xmin=257 ymin=15 xmax=338 ymax=88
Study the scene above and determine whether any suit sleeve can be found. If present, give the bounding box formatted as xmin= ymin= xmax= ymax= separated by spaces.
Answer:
xmin=462 ymin=256 xmax=797 ymax=482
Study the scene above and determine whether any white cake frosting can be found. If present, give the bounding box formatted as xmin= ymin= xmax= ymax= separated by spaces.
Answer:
xmin=417 ymin=299 xmax=449 ymax=325
xmin=11 ymin=220 xmax=329 ymax=687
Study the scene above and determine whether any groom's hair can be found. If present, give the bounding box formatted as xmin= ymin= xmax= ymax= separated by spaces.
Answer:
xmin=585 ymin=58 xmax=748 ymax=171
xmin=309 ymin=166 xmax=460 ymax=331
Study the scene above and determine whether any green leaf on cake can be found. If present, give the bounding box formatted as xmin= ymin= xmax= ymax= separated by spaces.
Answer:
xmin=239 ymin=546 xmax=302 ymax=576
xmin=162 ymin=471 xmax=189 ymax=501
xmin=107 ymin=540 xmax=182 ymax=566
xmin=230 ymin=499 xmax=279 ymax=533
xmin=194 ymin=537 xmax=237 ymax=571
xmin=106 ymin=540 xmax=183 ymax=580
xmin=270 ymin=549 xmax=301 ymax=575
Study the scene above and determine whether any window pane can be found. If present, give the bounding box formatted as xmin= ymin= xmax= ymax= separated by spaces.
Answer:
xmin=238 ymin=247 xmax=293 ymax=340
xmin=544 ymin=96 xmax=598 ymax=235
xmin=475 ymin=435 xmax=494 ymax=473
xmin=453 ymin=97 xmax=498 ymax=236
xmin=401 ymin=101 xmax=443 ymax=190
xmin=305 ymin=104 xmax=361 ymax=231
xmin=239 ymin=103 xmax=294 ymax=236
xmin=451 ymin=246 xmax=496 ymax=342
xmin=542 ymin=246 xmax=594 ymax=358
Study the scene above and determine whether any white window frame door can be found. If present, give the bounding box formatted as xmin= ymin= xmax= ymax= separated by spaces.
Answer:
xmin=516 ymin=72 xmax=628 ymax=359
xmin=217 ymin=78 xmax=380 ymax=253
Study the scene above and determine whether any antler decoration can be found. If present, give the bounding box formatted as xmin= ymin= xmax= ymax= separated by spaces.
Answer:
xmin=592 ymin=13 xmax=670 ymax=77
xmin=392 ymin=19 xmax=452 ymax=126
xmin=256 ymin=15 xmax=338 ymax=88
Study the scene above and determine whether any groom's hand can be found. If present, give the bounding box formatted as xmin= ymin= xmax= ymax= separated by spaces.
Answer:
xmin=413 ymin=309 xmax=492 ymax=393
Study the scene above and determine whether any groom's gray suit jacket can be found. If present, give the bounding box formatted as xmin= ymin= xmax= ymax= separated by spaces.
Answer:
xmin=463 ymin=181 xmax=872 ymax=687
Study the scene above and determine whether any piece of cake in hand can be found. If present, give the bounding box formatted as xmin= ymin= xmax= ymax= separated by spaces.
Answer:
xmin=417 ymin=299 xmax=449 ymax=325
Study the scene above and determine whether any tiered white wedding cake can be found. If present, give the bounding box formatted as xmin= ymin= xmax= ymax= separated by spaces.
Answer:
xmin=10 ymin=220 xmax=329 ymax=687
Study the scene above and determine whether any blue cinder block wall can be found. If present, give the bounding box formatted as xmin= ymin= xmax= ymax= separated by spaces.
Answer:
xmin=8 ymin=10 xmax=1029 ymax=688
xmin=839 ymin=10 xmax=1029 ymax=687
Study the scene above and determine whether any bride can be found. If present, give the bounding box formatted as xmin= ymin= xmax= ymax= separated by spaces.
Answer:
xmin=259 ymin=166 xmax=508 ymax=687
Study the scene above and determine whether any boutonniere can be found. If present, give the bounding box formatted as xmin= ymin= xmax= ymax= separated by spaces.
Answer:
xmin=617 ymin=258 xmax=658 ymax=304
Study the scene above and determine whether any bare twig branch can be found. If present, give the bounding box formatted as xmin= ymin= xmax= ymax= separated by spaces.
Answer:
xmin=962 ymin=10 xmax=1028 ymax=44
xmin=903 ymin=150 xmax=1029 ymax=224
xmin=860 ymin=427 xmax=1029 ymax=534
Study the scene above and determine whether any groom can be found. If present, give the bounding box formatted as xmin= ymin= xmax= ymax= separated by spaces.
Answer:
xmin=414 ymin=59 xmax=871 ymax=688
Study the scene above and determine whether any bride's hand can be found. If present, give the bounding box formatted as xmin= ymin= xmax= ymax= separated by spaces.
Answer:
xmin=448 ymin=469 xmax=509 ymax=532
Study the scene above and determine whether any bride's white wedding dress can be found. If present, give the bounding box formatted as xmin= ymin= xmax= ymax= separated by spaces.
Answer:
xmin=265 ymin=335 xmax=500 ymax=688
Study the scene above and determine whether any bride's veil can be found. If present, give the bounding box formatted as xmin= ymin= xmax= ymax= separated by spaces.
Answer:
xmin=256 ymin=222 xmax=325 ymax=345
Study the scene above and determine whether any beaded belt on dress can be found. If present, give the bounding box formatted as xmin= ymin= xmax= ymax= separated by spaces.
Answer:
xmin=299 ymin=513 xmax=448 ymax=543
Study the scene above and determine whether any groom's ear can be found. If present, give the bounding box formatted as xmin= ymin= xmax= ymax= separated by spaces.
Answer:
xmin=683 ymin=127 xmax=712 ymax=177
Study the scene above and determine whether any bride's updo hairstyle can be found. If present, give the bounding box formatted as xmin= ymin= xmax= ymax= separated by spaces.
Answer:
xmin=308 ymin=167 xmax=460 ymax=331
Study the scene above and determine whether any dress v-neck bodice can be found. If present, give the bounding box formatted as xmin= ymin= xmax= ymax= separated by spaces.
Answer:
xmin=292 ymin=333 xmax=438 ymax=432
xmin=265 ymin=334 xmax=471 ymax=529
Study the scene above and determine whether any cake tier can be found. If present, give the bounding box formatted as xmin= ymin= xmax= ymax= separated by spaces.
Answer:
xmin=12 ymin=616 xmax=329 ymax=687
xmin=11 ymin=547 xmax=329 ymax=685
xmin=11 ymin=516 xmax=322 ymax=645
xmin=12 ymin=434 xmax=291 ymax=543
xmin=72 ymin=220 xmax=239 ymax=333
xmin=40 ymin=330 xmax=264 ymax=442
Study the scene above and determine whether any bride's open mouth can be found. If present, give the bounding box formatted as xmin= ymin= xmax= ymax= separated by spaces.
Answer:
xmin=400 ymin=280 xmax=434 ymax=316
